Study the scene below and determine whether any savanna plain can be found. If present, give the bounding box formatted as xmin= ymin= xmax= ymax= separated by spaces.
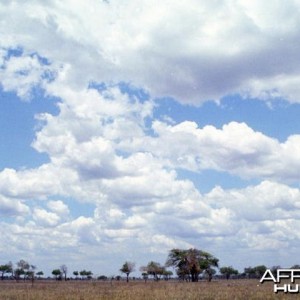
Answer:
xmin=0 ymin=279 xmax=294 ymax=300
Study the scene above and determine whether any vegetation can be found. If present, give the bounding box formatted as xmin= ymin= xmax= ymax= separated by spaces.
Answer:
xmin=166 ymin=248 xmax=219 ymax=282
xmin=220 ymin=266 xmax=239 ymax=280
xmin=0 ymin=248 xmax=299 ymax=299
xmin=120 ymin=261 xmax=135 ymax=282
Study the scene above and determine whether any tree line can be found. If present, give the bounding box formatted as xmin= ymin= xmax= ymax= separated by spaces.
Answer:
xmin=0 ymin=248 xmax=296 ymax=282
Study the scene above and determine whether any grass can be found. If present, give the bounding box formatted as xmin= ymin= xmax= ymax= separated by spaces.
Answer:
xmin=0 ymin=279 xmax=296 ymax=300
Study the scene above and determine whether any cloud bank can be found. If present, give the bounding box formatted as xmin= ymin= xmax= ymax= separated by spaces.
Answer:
xmin=1 ymin=0 xmax=300 ymax=273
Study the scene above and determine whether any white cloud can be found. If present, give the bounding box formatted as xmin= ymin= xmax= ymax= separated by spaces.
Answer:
xmin=122 ymin=120 xmax=300 ymax=182
xmin=47 ymin=200 xmax=70 ymax=216
xmin=0 ymin=195 xmax=29 ymax=216
xmin=1 ymin=0 xmax=300 ymax=103
xmin=33 ymin=208 xmax=60 ymax=227
xmin=2 ymin=0 xmax=300 ymax=273
xmin=0 ymin=52 xmax=56 ymax=99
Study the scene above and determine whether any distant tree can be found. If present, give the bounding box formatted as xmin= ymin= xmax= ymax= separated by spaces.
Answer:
xmin=199 ymin=251 xmax=219 ymax=282
xmin=36 ymin=271 xmax=44 ymax=279
xmin=79 ymin=270 xmax=93 ymax=280
xmin=86 ymin=271 xmax=93 ymax=279
xmin=166 ymin=248 xmax=219 ymax=282
xmin=244 ymin=265 xmax=267 ymax=279
xmin=52 ymin=269 xmax=62 ymax=280
xmin=98 ymin=275 xmax=108 ymax=281
xmin=140 ymin=261 xmax=164 ymax=281
xmin=254 ymin=265 xmax=267 ymax=278
xmin=80 ymin=270 xmax=87 ymax=279
xmin=73 ymin=271 xmax=79 ymax=279
xmin=270 ymin=265 xmax=281 ymax=276
xmin=0 ymin=262 xmax=13 ymax=280
xmin=244 ymin=267 xmax=255 ymax=279
xmin=163 ymin=270 xmax=173 ymax=281
xmin=15 ymin=260 xmax=33 ymax=281
xmin=291 ymin=264 xmax=300 ymax=269
xmin=141 ymin=272 xmax=148 ymax=283
xmin=26 ymin=265 xmax=36 ymax=283
xmin=220 ymin=266 xmax=239 ymax=280
xmin=60 ymin=265 xmax=68 ymax=281
xmin=120 ymin=261 xmax=135 ymax=283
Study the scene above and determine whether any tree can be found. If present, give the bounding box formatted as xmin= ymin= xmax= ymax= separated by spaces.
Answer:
xmin=73 ymin=271 xmax=79 ymax=279
xmin=244 ymin=266 xmax=256 ymax=279
xmin=140 ymin=261 xmax=165 ymax=281
xmin=166 ymin=248 xmax=219 ymax=282
xmin=271 ymin=265 xmax=281 ymax=276
xmin=291 ymin=264 xmax=300 ymax=269
xmin=120 ymin=261 xmax=135 ymax=283
xmin=36 ymin=271 xmax=44 ymax=279
xmin=163 ymin=270 xmax=173 ymax=281
xmin=15 ymin=260 xmax=32 ymax=281
xmin=86 ymin=270 xmax=93 ymax=280
xmin=52 ymin=269 xmax=62 ymax=280
xmin=141 ymin=272 xmax=148 ymax=283
xmin=79 ymin=270 xmax=93 ymax=280
xmin=26 ymin=265 xmax=36 ymax=283
xmin=244 ymin=265 xmax=267 ymax=279
xmin=60 ymin=264 xmax=68 ymax=281
xmin=254 ymin=265 xmax=267 ymax=278
xmin=0 ymin=262 xmax=13 ymax=280
xmin=199 ymin=251 xmax=219 ymax=282
xmin=220 ymin=266 xmax=239 ymax=280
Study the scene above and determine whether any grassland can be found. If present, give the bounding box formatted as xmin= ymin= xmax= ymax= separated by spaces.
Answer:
xmin=0 ymin=279 xmax=295 ymax=300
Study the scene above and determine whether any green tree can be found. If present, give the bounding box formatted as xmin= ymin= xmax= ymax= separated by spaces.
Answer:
xmin=86 ymin=270 xmax=93 ymax=279
xmin=120 ymin=261 xmax=135 ymax=282
xmin=244 ymin=265 xmax=267 ymax=279
xmin=166 ymin=248 xmax=219 ymax=282
xmin=52 ymin=269 xmax=62 ymax=280
xmin=36 ymin=271 xmax=44 ymax=279
xmin=140 ymin=261 xmax=164 ymax=281
xmin=220 ymin=266 xmax=239 ymax=280
xmin=79 ymin=270 xmax=93 ymax=279
xmin=73 ymin=271 xmax=79 ymax=279
xmin=163 ymin=270 xmax=173 ymax=281
xmin=254 ymin=265 xmax=267 ymax=278
xmin=0 ymin=262 xmax=13 ymax=280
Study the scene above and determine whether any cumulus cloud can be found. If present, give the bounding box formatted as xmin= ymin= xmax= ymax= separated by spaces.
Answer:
xmin=33 ymin=208 xmax=60 ymax=227
xmin=0 ymin=195 xmax=29 ymax=216
xmin=1 ymin=0 xmax=300 ymax=273
xmin=47 ymin=200 xmax=70 ymax=216
xmin=0 ymin=51 xmax=56 ymax=99
xmin=1 ymin=0 xmax=300 ymax=103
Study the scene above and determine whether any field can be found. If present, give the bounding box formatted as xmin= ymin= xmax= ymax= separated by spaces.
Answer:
xmin=0 ymin=279 xmax=297 ymax=300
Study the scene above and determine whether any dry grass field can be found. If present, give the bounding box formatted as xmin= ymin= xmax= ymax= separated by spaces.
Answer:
xmin=0 ymin=279 xmax=296 ymax=300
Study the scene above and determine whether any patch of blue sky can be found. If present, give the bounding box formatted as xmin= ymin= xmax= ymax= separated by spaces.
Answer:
xmin=4 ymin=47 xmax=52 ymax=65
xmin=48 ymin=196 xmax=96 ymax=219
xmin=89 ymin=81 xmax=151 ymax=103
xmin=153 ymin=95 xmax=300 ymax=142
xmin=176 ymin=168 xmax=260 ymax=194
xmin=0 ymin=88 xmax=59 ymax=170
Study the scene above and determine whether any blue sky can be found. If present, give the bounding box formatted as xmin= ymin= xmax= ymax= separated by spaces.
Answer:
xmin=1 ymin=0 xmax=300 ymax=277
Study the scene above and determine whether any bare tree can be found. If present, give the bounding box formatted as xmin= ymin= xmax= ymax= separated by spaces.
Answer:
xmin=60 ymin=265 xmax=68 ymax=281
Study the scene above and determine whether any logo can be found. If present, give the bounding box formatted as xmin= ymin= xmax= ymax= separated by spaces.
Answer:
xmin=260 ymin=269 xmax=300 ymax=293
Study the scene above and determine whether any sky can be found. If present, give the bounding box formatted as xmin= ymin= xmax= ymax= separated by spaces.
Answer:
xmin=1 ymin=0 xmax=300 ymax=277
